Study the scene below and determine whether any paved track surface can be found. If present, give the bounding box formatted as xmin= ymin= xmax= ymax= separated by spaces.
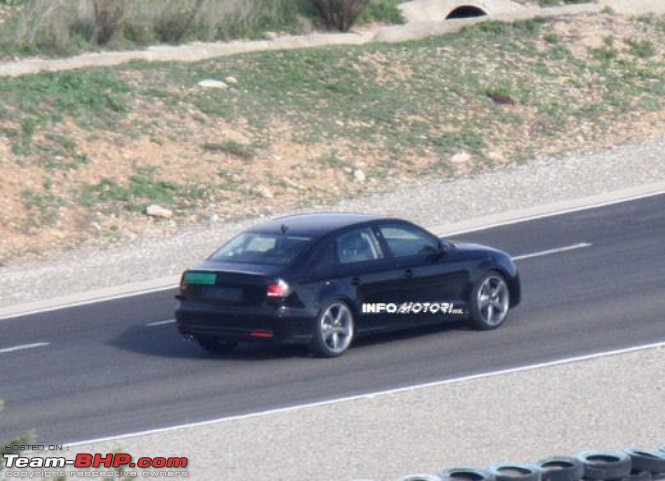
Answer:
xmin=2 ymin=194 xmax=664 ymax=445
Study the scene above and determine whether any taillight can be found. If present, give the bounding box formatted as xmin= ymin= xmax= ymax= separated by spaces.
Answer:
xmin=266 ymin=279 xmax=291 ymax=298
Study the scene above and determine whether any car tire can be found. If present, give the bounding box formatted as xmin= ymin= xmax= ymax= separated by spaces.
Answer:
xmin=468 ymin=271 xmax=511 ymax=330
xmin=439 ymin=467 xmax=495 ymax=481
xmin=489 ymin=463 xmax=541 ymax=481
xmin=625 ymin=449 xmax=665 ymax=474
xmin=195 ymin=336 xmax=238 ymax=355
xmin=310 ymin=300 xmax=355 ymax=358
xmin=577 ymin=451 xmax=632 ymax=480
xmin=536 ymin=456 xmax=584 ymax=481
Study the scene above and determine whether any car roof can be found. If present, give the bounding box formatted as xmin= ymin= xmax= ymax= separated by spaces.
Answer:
xmin=248 ymin=212 xmax=393 ymax=237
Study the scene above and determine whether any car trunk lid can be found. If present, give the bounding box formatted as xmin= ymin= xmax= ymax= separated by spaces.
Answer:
xmin=181 ymin=261 xmax=283 ymax=305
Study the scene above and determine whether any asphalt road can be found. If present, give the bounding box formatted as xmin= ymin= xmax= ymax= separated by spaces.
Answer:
xmin=1 ymin=194 xmax=664 ymax=446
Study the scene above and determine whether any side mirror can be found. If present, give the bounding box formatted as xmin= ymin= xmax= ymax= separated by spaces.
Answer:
xmin=425 ymin=241 xmax=447 ymax=262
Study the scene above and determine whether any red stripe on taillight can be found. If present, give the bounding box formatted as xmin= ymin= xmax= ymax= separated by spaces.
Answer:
xmin=250 ymin=331 xmax=274 ymax=339
xmin=266 ymin=279 xmax=291 ymax=298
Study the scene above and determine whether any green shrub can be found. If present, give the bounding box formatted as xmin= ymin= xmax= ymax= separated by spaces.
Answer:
xmin=92 ymin=0 xmax=127 ymax=45
xmin=360 ymin=0 xmax=405 ymax=25
xmin=311 ymin=0 xmax=371 ymax=31
xmin=626 ymin=38 xmax=655 ymax=58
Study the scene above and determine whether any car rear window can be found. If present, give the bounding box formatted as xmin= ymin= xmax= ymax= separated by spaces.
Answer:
xmin=209 ymin=232 xmax=314 ymax=265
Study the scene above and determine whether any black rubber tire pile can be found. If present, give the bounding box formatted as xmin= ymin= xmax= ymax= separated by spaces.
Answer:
xmin=356 ymin=445 xmax=665 ymax=481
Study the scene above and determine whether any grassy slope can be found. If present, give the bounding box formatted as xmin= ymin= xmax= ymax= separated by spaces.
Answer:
xmin=0 ymin=12 xmax=663 ymax=260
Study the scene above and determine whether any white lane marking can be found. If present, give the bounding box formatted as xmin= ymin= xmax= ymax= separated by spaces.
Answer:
xmin=146 ymin=319 xmax=175 ymax=327
xmin=65 ymin=340 xmax=665 ymax=447
xmin=512 ymin=242 xmax=592 ymax=261
xmin=0 ymin=342 xmax=50 ymax=354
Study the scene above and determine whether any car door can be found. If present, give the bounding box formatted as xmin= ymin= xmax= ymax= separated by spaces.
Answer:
xmin=332 ymin=226 xmax=405 ymax=333
xmin=375 ymin=221 xmax=468 ymax=326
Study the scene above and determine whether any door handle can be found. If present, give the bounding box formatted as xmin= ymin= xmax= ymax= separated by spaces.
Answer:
xmin=350 ymin=276 xmax=360 ymax=286
xmin=404 ymin=269 xmax=414 ymax=279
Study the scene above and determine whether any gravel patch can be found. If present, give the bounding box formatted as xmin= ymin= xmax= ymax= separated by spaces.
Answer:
xmin=63 ymin=344 xmax=665 ymax=481
xmin=1 ymin=136 xmax=664 ymax=309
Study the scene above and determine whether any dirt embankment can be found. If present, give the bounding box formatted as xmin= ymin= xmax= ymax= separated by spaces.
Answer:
xmin=0 ymin=9 xmax=663 ymax=263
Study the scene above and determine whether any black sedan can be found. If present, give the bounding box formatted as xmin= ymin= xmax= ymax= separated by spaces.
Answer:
xmin=176 ymin=213 xmax=520 ymax=357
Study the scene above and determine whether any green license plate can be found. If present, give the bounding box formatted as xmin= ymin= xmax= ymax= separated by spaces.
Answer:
xmin=184 ymin=272 xmax=217 ymax=285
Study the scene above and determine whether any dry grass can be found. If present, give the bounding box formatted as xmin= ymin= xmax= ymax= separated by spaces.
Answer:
xmin=0 ymin=0 xmax=404 ymax=55
xmin=127 ymin=0 xmax=309 ymax=43
xmin=11 ymin=0 xmax=95 ymax=53
xmin=2 ymin=0 xmax=313 ymax=55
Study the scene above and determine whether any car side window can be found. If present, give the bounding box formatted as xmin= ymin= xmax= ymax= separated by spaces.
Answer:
xmin=336 ymin=227 xmax=383 ymax=264
xmin=377 ymin=223 xmax=440 ymax=258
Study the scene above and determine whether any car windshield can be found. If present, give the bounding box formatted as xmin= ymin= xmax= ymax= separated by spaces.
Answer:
xmin=209 ymin=232 xmax=314 ymax=265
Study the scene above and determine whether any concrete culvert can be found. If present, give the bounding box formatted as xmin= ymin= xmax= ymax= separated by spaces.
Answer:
xmin=446 ymin=5 xmax=487 ymax=19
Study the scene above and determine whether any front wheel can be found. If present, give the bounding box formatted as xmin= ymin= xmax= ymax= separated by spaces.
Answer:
xmin=310 ymin=300 xmax=355 ymax=358
xmin=468 ymin=271 xmax=510 ymax=330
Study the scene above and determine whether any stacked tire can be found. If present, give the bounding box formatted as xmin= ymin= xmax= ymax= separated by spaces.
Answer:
xmin=489 ymin=464 xmax=541 ymax=481
xmin=537 ymin=456 xmax=584 ymax=481
xmin=577 ymin=451 xmax=632 ymax=480
xmin=439 ymin=468 xmax=495 ymax=481
xmin=354 ymin=445 xmax=665 ymax=481
xmin=624 ymin=448 xmax=665 ymax=481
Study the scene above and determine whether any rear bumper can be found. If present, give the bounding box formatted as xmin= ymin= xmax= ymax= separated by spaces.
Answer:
xmin=175 ymin=300 xmax=315 ymax=344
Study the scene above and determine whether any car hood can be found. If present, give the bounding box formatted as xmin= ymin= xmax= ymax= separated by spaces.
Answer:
xmin=445 ymin=240 xmax=508 ymax=260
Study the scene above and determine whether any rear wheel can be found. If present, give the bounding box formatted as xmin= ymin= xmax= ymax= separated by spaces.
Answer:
xmin=311 ymin=300 xmax=355 ymax=358
xmin=468 ymin=271 xmax=510 ymax=330
xmin=195 ymin=336 xmax=238 ymax=355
